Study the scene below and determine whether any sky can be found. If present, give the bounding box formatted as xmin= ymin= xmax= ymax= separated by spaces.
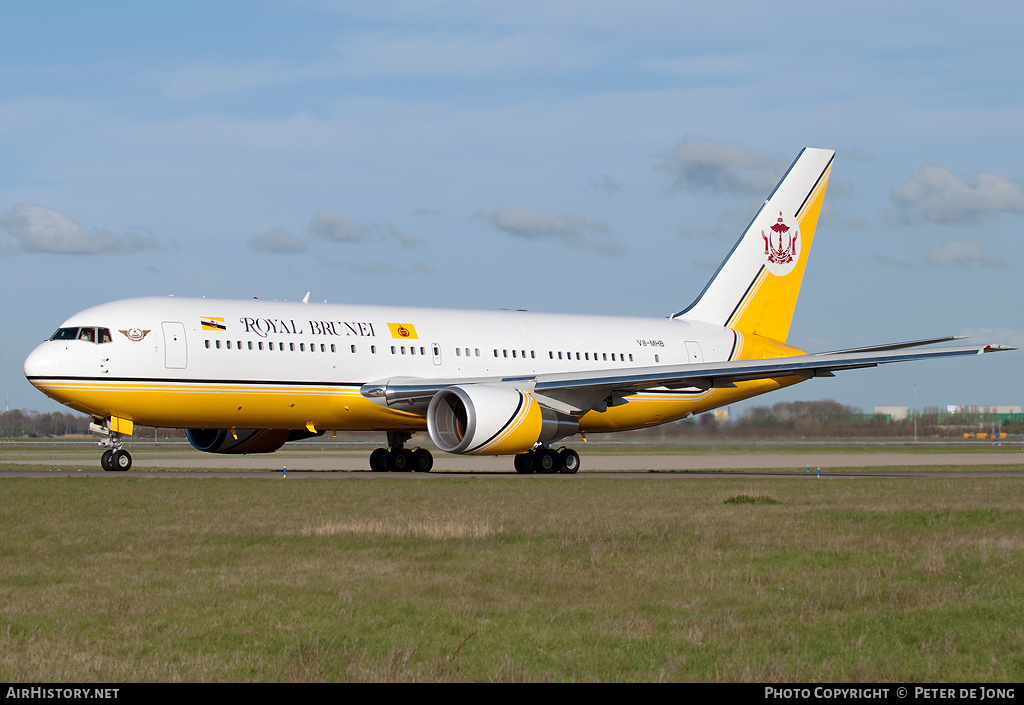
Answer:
xmin=2 ymin=0 xmax=1021 ymax=418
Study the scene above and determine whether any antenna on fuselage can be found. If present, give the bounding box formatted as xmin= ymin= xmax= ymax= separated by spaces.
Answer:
xmin=302 ymin=292 xmax=310 ymax=304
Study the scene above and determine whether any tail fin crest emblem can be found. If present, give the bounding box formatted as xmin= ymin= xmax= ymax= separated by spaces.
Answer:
xmin=763 ymin=212 xmax=799 ymax=274
xmin=672 ymin=147 xmax=835 ymax=344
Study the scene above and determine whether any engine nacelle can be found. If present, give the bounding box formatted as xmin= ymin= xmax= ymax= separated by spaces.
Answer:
xmin=185 ymin=428 xmax=322 ymax=454
xmin=427 ymin=384 xmax=578 ymax=455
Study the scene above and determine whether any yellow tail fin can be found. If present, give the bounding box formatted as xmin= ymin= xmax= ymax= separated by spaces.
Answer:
xmin=674 ymin=148 xmax=834 ymax=343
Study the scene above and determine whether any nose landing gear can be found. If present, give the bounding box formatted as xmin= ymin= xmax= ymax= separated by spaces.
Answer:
xmin=92 ymin=419 xmax=131 ymax=472
xmin=100 ymin=447 xmax=132 ymax=472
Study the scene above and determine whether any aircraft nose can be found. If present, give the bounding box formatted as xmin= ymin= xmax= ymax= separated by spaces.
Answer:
xmin=24 ymin=343 xmax=60 ymax=381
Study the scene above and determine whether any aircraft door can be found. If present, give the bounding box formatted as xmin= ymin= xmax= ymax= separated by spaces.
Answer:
xmin=684 ymin=341 xmax=703 ymax=364
xmin=162 ymin=321 xmax=187 ymax=369
xmin=432 ymin=342 xmax=442 ymax=366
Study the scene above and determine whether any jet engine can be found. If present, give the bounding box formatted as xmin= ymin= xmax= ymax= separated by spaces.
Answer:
xmin=426 ymin=384 xmax=578 ymax=455
xmin=185 ymin=428 xmax=322 ymax=454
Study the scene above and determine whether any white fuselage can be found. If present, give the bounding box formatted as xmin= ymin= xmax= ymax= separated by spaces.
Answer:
xmin=25 ymin=296 xmax=763 ymax=434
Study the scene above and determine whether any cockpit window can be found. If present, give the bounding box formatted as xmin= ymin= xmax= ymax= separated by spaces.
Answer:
xmin=50 ymin=326 xmax=113 ymax=344
xmin=51 ymin=327 xmax=79 ymax=341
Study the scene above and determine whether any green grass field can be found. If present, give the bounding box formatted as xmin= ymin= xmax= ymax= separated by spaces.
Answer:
xmin=2 ymin=474 xmax=1023 ymax=682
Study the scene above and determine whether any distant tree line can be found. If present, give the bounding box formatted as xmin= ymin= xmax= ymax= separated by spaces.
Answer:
xmin=613 ymin=400 xmax=1023 ymax=441
xmin=2 ymin=402 xmax=1020 ymax=441
xmin=0 ymin=409 xmax=186 ymax=439
xmin=1 ymin=409 xmax=91 ymax=438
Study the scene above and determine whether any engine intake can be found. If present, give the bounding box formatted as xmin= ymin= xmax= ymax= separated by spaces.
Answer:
xmin=427 ymin=384 xmax=578 ymax=455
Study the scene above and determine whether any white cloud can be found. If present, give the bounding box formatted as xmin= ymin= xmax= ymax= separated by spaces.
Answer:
xmin=591 ymin=174 xmax=624 ymax=194
xmin=309 ymin=211 xmax=423 ymax=249
xmin=871 ymin=238 xmax=1009 ymax=270
xmin=888 ymin=164 xmax=1024 ymax=225
xmin=925 ymin=238 xmax=1009 ymax=269
xmin=658 ymin=140 xmax=784 ymax=196
xmin=678 ymin=224 xmax=735 ymax=241
xmin=385 ymin=224 xmax=425 ymax=250
xmin=322 ymin=260 xmax=435 ymax=276
xmin=0 ymin=204 xmax=157 ymax=255
xmin=332 ymin=30 xmax=595 ymax=78
xmin=309 ymin=211 xmax=373 ymax=243
xmin=248 ymin=228 xmax=307 ymax=254
xmin=473 ymin=206 xmax=624 ymax=257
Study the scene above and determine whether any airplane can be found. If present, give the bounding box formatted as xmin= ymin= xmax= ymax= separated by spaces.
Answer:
xmin=23 ymin=147 xmax=1014 ymax=473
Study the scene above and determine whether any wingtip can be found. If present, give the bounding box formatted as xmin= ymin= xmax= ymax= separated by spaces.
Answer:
xmin=983 ymin=344 xmax=1017 ymax=352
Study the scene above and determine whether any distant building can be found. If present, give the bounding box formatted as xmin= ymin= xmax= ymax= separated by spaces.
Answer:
xmin=946 ymin=405 xmax=1021 ymax=415
xmin=874 ymin=406 xmax=909 ymax=421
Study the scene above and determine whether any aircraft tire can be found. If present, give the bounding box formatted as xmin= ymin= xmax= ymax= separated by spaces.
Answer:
xmin=412 ymin=448 xmax=433 ymax=472
xmin=111 ymin=450 xmax=131 ymax=472
xmin=514 ymin=452 xmax=535 ymax=474
xmin=369 ymin=448 xmax=390 ymax=472
xmin=558 ymin=448 xmax=580 ymax=474
xmin=390 ymin=448 xmax=413 ymax=472
xmin=536 ymin=448 xmax=559 ymax=474
xmin=101 ymin=449 xmax=114 ymax=472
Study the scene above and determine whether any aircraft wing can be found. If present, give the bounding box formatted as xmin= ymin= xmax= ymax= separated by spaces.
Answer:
xmin=362 ymin=340 xmax=1015 ymax=415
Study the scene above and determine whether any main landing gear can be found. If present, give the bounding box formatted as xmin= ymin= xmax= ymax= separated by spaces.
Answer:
xmin=369 ymin=431 xmax=433 ymax=473
xmin=514 ymin=446 xmax=580 ymax=475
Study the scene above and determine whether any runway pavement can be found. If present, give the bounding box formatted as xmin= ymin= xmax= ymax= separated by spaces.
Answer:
xmin=3 ymin=449 xmax=1024 ymax=477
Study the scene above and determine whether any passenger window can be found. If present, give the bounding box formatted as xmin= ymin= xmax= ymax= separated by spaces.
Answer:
xmin=226 ymin=340 xmax=232 ymax=350
xmin=205 ymin=340 xmax=210 ymax=349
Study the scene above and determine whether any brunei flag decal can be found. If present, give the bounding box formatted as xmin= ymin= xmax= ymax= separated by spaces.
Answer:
xmin=201 ymin=317 xmax=227 ymax=332
xmin=387 ymin=322 xmax=418 ymax=339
